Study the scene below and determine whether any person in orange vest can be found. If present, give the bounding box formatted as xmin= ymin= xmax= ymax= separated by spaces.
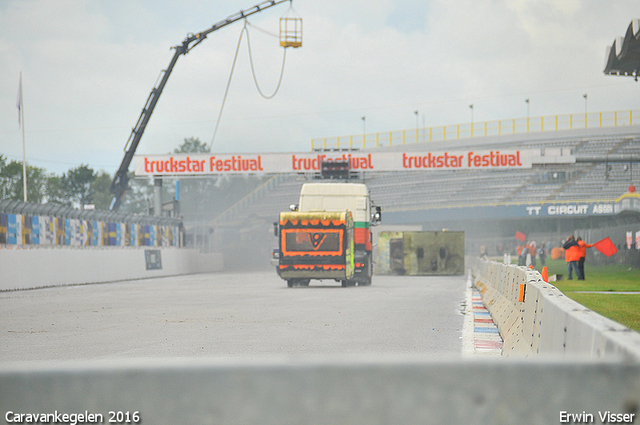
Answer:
xmin=563 ymin=235 xmax=582 ymax=280
xmin=576 ymin=236 xmax=593 ymax=280
xmin=517 ymin=244 xmax=527 ymax=266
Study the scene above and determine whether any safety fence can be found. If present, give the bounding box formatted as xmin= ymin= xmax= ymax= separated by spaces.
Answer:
xmin=468 ymin=257 xmax=640 ymax=360
xmin=311 ymin=109 xmax=640 ymax=150
xmin=0 ymin=200 xmax=183 ymax=248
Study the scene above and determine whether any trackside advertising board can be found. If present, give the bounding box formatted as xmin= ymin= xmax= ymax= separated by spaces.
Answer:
xmin=134 ymin=150 xmax=542 ymax=176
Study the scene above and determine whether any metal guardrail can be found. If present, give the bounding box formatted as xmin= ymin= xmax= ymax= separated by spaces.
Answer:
xmin=0 ymin=199 xmax=181 ymax=227
xmin=0 ymin=200 xmax=183 ymax=248
xmin=311 ymin=109 xmax=640 ymax=150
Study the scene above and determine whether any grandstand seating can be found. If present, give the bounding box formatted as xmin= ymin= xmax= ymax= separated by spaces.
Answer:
xmin=209 ymin=129 xmax=640 ymax=227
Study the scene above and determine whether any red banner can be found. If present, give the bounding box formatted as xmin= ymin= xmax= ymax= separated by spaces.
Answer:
xmin=134 ymin=150 xmax=537 ymax=176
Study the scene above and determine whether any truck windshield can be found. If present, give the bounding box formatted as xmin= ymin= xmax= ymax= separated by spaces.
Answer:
xmin=283 ymin=229 xmax=342 ymax=253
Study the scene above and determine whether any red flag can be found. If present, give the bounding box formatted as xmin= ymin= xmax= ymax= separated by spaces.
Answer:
xmin=593 ymin=237 xmax=617 ymax=257
xmin=515 ymin=231 xmax=526 ymax=242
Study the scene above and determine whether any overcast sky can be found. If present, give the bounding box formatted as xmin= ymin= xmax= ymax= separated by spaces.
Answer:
xmin=1 ymin=0 xmax=639 ymax=176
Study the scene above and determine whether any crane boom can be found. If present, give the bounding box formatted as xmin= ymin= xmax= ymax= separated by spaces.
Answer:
xmin=109 ymin=0 xmax=290 ymax=211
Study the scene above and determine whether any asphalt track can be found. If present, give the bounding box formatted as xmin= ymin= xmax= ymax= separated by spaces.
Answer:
xmin=0 ymin=272 xmax=467 ymax=362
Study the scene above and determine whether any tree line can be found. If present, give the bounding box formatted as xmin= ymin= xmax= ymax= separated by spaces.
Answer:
xmin=0 ymin=137 xmax=211 ymax=213
xmin=0 ymin=154 xmax=155 ymax=213
xmin=0 ymin=138 xmax=265 ymax=218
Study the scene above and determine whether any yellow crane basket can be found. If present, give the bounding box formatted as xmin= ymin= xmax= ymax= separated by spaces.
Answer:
xmin=279 ymin=6 xmax=302 ymax=48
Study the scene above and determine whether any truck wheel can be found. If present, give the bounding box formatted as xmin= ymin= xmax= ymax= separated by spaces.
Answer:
xmin=364 ymin=254 xmax=373 ymax=286
xmin=341 ymin=280 xmax=348 ymax=287
xmin=287 ymin=280 xmax=294 ymax=288
xmin=300 ymin=279 xmax=310 ymax=287
xmin=362 ymin=264 xmax=373 ymax=286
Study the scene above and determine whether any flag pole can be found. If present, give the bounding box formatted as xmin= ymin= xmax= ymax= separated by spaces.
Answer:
xmin=18 ymin=72 xmax=27 ymax=202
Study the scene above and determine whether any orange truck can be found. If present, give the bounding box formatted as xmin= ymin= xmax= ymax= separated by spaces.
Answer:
xmin=275 ymin=183 xmax=381 ymax=287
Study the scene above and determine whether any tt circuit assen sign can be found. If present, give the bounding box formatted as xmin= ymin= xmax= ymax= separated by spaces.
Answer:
xmin=524 ymin=203 xmax=615 ymax=217
xmin=522 ymin=194 xmax=640 ymax=217
xmin=134 ymin=150 xmax=534 ymax=176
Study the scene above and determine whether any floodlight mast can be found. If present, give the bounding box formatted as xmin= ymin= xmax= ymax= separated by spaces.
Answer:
xmin=109 ymin=0 xmax=291 ymax=211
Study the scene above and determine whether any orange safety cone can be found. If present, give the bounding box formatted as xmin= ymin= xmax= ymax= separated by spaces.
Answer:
xmin=541 ymin=266 xmax=548 ymax=283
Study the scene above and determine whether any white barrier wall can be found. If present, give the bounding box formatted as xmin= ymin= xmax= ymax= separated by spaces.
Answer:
xmin=469 ymin=258 xmax=640 ymax=360
xmin=0 ymin=247 xmax=223 ymax=291
xmin=1 ymin=357 xmax=640 ymax=425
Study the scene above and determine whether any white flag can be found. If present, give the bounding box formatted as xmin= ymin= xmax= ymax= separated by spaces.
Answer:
xmin=16 ymin=73 xmax=23 ymax=128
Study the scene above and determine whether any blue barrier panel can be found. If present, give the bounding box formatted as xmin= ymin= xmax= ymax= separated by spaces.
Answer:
xmin=131 ymin=224 xmax=137 ymax=247
xmin=116 ymin=223 xmax=122 ymax=246
xmin=92 ymin=221 xmax=99 ymax=246
xmin=64 ymin=219 xmax=71 ymax=245
xmin=7 ymin=214 xmax=18 ymax=245
xmin=31 ymin=216 xmax=40 ymax=245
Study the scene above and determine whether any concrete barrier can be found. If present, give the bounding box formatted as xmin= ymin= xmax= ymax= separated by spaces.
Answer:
xmin=1 ymin=357 xmax=640 ymax=425
xmin=0 ymin=247 xmax=223 ymax=291
xmin=469 ymin=258 xmax=640 ymax=360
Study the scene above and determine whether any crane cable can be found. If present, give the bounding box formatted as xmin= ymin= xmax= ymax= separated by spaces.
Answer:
xmin=211 ymin=19 xmax=287 ymax=146
xmin=245 ymin=21 xmax=287 ymax=100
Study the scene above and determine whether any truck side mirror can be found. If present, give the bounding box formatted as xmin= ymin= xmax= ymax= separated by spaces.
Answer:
xmin=273 ymin=222 xmax=279 ymax=236
xmin=372 ymin=206 xmax=382 ymax=225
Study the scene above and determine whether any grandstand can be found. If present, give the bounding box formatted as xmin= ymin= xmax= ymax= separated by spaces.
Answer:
xmin=197 ymin=123 xmax=640 ymax=261
xmin=209 ymin=127 xmax=638 ymax=219
xmin=371 ymin=129 xmax=639 ymax=209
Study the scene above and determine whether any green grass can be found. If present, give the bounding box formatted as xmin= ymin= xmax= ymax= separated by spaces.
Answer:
xmin=528 ymin=259 xmax=640 ymax=332
xmin=567 ymin=293 xmax=640 ymax=332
